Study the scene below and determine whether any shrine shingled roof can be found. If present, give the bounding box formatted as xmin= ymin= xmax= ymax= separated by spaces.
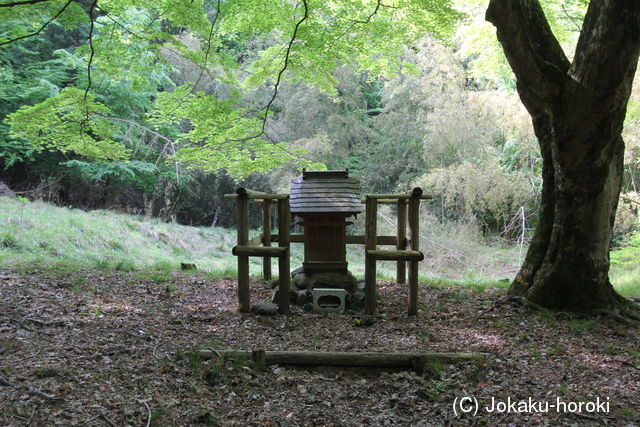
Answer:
xmin=290 ymin=170 xmax=362 ymax=214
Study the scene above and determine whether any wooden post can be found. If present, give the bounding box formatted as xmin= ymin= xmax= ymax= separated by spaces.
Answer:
xmin=262 ymin=200 xmax=272 ymax=280
xmin=408 ymin=196 xmax=420 ymax=316
xmin=237 ymin=195 xmax=250 ymax=312
xmin=277 ymin=198 xmax=290 ymax=315
xmin=365 ymin=196 xmax=378 ymax=314
xmin=396 ymin=200 xmax=407 ymax=284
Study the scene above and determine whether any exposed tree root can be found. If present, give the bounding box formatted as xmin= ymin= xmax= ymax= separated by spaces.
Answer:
xmin=502 ymin=294 xmax=640 ymax=326
xmin=554 ymin=311 xmax=589 ymax=320
xmin=626 ymin=311 xmax=640 ymax=321
xmin=610 ymin=295 xmax=640 ymax=324
xmin=479 ymin=296 xmax=513 ymax=315
xmin=509 ymin=296 xmax=547 ymax=312
xmin=590 ymin=309 xmax=636 ymax=326
xmin=480 ymin=295 xmax=548 ymax=316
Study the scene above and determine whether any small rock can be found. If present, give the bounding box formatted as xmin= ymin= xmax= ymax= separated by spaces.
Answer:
xmin=180 ymin=263 xmax=197 ymax=271
xmin=295 ymin=289 xmax=312 ymax=306
xmin=251 ymin=302 xmax=278 ymax=315
xmin=292 ymin=273 xmax=308 ymax=290
xmin=0 ymin=181 xmax=15 ymax=198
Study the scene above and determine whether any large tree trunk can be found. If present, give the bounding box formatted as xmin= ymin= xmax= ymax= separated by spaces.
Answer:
xmin=486 ymin=0 xmax=640 ymax=312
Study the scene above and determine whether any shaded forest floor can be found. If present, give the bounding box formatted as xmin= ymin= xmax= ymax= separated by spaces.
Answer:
xmin=1 ymin=268 xmax=639 ymax=426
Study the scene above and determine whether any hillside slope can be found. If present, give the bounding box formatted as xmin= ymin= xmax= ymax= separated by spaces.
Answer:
xmin=0 ymin=196 xmax=242 ymax=274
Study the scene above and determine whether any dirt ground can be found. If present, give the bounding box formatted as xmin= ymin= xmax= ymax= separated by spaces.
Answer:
xmin=0 ymin=268 xmax=639 ymax=426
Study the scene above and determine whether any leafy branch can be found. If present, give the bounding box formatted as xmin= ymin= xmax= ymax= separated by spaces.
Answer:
xmin=190 ymin=0 xmax=221 ymax=94
xmin=0 ymin=0 xmax=73 ymax=47
xmin=84 ymin=0 xmax=98 ymax=98
xmin=0 ymin=0 xmax=52 ymax=7
xmin=351 ymin=0 xmax=383 ymax=25
xmin=331 ymin=0 xmax=385 ymax=48
xmin=560 ymin=4 xmax=582 ymax=33
xmin=96 ymin=6 xmax=219 ymax=84
xmin=258 ymin=0 xmax=308 ymax=135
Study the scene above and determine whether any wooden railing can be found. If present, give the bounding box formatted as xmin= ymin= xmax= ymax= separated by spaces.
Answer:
xmin=364 ymin=187 xmax=432 ymax=315
xmin=225 ymin=186 xmax=431 ymax=315
xmin=224 ymin=188 xmax=290 ymax=314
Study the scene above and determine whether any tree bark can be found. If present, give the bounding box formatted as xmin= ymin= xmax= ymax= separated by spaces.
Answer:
xmin=487 ymin=0 xmax=640 ymax=312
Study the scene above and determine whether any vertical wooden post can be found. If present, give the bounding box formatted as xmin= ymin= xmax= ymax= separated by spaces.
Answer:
xmin=262 ymin=200 xmax=272 ymax=280
xmin=408 ymin=196 xmax=420 ymax=316
xmin=365 ymin=196 xmax=378 ymax=314
xmin=396 ymin=200 xmax=407 ymax=284
xmin=237 ymin=195 xmax=250 ymax=312
xmin=277 ymin=197 xmax=291 ymax=315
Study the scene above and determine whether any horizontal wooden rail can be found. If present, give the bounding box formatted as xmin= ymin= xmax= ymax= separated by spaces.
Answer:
xmin=365 ymin=187 xmax=432 ymax=200
xmin=270 ymin=235 xmax=399 ymax=246
xmin=366 ymin=249 xmax=424 ymax=261
xmin=224 ymin=194 xmax=287 ymax=200
xmin=232 ymin=246 xmax=288 ymax=258
xmin=346 ymin=235 xmax=399 ymax=245
xmin=224 ymin=187 xmax=289 ymax=200
xmin=365 ymin=194 xmax=433 ymax=200
xmin=363 ymin=199 xmax=408 ymax=205
xmin=189 ymin=349 xmax=487 ymax=372
xmin=271 ymin=234 xmax=306 ymax=243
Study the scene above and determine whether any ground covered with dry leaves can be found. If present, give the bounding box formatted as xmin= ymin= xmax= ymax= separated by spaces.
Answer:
xmin=0 ymin=268 xmax=639 ymax=426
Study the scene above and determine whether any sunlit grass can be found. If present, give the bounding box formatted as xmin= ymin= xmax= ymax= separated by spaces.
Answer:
xmin=0 ymin=196 xmax=239 ymax=274
xmin=610 ymin=263 xmax=640 ymax=298
xmin=610 ymin=233 xmax=640 ymax=297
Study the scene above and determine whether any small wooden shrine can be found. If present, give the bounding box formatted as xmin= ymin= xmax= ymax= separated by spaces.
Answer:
xmin=290 ymin=170 xmax=362 ymax=274
xmin=225 ymin=171 xmax=431 ymax=316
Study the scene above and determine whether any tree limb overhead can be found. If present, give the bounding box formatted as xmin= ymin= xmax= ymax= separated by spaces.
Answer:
xmin=486 ymin=0 xmax=570 ymax=113
xmin=570 ymin=0 xmax=640 ymax=102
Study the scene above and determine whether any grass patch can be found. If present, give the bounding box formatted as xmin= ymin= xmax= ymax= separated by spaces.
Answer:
xmin=610 ymin=232 xmax=640 ymax=297
xmin=610 ymin=262 xmax=640 ymax=298
xmin=570 ymin=318 xmax=596 ymax=334
xmin=0 ymin=196 xmax=243 ymax=274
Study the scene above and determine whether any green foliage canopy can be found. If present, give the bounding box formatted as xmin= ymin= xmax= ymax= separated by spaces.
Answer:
xmin=0 ymin=0 xmax=460 ymax=179
xmin=7 ymin=87 xmax=129 ymax=160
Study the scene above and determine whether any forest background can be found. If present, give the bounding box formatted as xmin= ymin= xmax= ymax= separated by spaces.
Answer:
xmin=0 ymin=0 xmax=639 ymax=288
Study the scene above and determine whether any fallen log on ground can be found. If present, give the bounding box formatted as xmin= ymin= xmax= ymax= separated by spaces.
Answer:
xmin=187 ymin=350 xmax=488 ymax=373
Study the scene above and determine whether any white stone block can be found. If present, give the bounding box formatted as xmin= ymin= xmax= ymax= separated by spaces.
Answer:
xmin=312 ymin=288 xmax=347 ymax=313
